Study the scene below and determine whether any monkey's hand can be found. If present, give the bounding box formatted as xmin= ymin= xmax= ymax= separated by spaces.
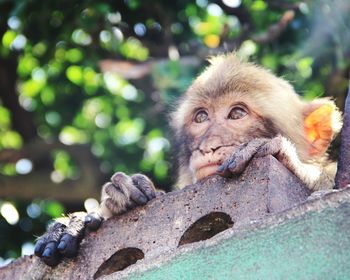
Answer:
xmin=218 ymin=136 xmax=331 ymax=191
xmin=35 ymin=172 xmax=160 ymax=267
xmin=34 ymin=212 xmax=100 ymax=267
xmin=95 ymin=172 xmax=161 ymax=219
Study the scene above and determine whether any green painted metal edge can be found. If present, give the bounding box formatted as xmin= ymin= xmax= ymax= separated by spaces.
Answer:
xmin=108 ymin=189 xmax=350 ymax=280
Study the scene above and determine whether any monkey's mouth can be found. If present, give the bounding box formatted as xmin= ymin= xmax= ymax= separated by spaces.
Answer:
xmin=191 ymin=146 xmax=237 ymax=182
xmin=194 ymin=163 xmax=221 ymax=181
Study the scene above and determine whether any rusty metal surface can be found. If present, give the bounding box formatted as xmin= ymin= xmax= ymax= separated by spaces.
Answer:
xmin=0 ymin=156 xmax=310 ymax=280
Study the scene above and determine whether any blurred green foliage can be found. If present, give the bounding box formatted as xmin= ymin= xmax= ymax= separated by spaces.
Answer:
xmin=0 ymin=0 xmax=349 ymax=265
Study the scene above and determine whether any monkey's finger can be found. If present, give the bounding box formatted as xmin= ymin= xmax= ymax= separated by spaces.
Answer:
xmin=111 ymin=172 xmax=155 ymax=205
xmin=34 ymin=222 xmax=66 ymax=257
xmin=104 ymin=197 xmax=128 ymax=215
xmin=128 ymin=184 xmax=149 ymax=206
xmin=217 ymin=161 xmax=233 ymax=177
xmin=226 ymin=154 xmax=250 ymax=174
xmin=104 ymin=182 xmax=135 ymax=210
xmin=131 ymin=174 xmax=156 ymax=201
xmin=222 ymin=138 xmax=270 ymax=176
xmin=57 ymin=233 xmax=79 ymax=257
xmin=105 ymin=178 xmax=148 ymax=208
xmin=111 ymin=172 xmax=133 ymax=197
xmin=85 ymin=212 xmax=103 ymax=231
xmin=102 ymin=182 xmax=129 ymax=215
xmin=41 ymin=241 xmax=62 ymax=267
xmin=126 ymin=199 xmax=137 ymax=210
xmin=58 ymin=212 xmax=86 ymax=257
xmin=57 ymin=212 xmax=86 ymax=258
xmin=217 ymin=142 xmax=254 ymax=177
xmin=34 ymin=239 xmax=47 ymax=257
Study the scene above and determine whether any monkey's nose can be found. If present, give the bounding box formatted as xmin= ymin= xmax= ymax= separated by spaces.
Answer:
xmin=211 ymin=146 xmax=221 ymax=152
xmin=199 ymin=145 xmax=222 ymax=154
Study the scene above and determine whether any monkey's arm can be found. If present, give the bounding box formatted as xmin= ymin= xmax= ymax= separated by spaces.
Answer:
xmin=34 ymin=172 xmax=161 ymax=267
xmin=218 ymin=136 xmax=334 ymax=191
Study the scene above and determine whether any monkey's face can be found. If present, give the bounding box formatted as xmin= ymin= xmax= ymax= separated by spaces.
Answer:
xmin=186 ymin=94 xmax=274 ymax=182
xmin=173 ymin=54 xmax=342 ymax=188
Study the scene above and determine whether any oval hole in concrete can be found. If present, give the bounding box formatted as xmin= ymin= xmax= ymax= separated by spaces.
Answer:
xmin=93 ymin=247 xmax=144 ymax=279
xmin=178 ymin=212 xmax=233 ymax=246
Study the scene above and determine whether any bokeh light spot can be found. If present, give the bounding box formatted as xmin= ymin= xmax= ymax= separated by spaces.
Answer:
xmin=1 ymin=202 xmax=19 ymax=225
xmin=15 ymin=159 xmax=33 ymax=175
xmin=84 ymin=198 xmax=99 ymax=212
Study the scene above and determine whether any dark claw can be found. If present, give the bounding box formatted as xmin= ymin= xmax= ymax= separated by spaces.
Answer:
xmin=85 ymin=213 xmax=103 ymax=231
xmin=42 ymin=242 xmax=61 ymax=267
xmin=58 ymin=233 xmax=78 ymax=257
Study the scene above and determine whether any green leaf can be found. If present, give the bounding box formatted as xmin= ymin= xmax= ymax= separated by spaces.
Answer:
xmin=119 ymin=37 xmax=149 ymax=61
xmin=251 ymin=0 xmax=267 ymax=11
xmin=42 ymin=201 xmax=64 ymax=218
xmin=66 ymin=48 xmax=83 ymax=63
xmin=18 ymin=55 xmax=39 ymax=77
xmin=0 ymin=106 xmax=11 ymax=129
xmin=19 ymin=79 xmax=45 ymax=98
xmin=59 ymin=126 xmax=89 ymax=145
xmin=66 ymin=65 xmax=83 ymax=85
xmin=40 ymin=86 xmax=55 ymax=105
xmin=0 ymin=131 xmax=23 ymax=149
xmin=154 ymin=160 xmax=168 ymax=179
xmin=113 ymin=118 xmax=145 ymax=145
xmin=2 ymin=30 xmax=17 ymax=49
xmin=296 ymin=57 xmax=313 ymax=79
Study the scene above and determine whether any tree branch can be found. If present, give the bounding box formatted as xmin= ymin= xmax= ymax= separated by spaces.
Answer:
xmin=251 ymin=10 xmax=296 ymax=44
xmin=0 ymin=140 xmax=103 ymax=202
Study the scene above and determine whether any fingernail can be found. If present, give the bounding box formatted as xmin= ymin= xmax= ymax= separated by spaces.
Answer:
xmin=217 ymin=165 xmax=225 ymax=172
xmin=42 ymin=248 xmax=52 ymax=257
xmin=34 ymin=242 xmax=43 ymax=255
xmin=57 ymin=241 xmax=66 ymax=251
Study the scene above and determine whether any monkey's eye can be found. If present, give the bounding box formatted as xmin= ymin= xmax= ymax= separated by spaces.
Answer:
xmin=228 ymin=107 xmax=247 ymax=120
xmin=194 ymin=110 xmax=209 ymax=123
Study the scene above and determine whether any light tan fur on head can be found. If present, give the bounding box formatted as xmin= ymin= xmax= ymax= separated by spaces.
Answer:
xmin=171 ymin=53 xmax=342 ymax=187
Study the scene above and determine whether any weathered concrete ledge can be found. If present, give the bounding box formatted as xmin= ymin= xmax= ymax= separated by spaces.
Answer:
xmin=0 ymin=156 xmax=311 ymax=279
xmin=114 ymin=187 xmax=350 ymax=280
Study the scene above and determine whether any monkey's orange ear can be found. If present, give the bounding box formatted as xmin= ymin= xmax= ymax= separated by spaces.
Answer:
xmin=303 ymin=103 xmax=337 ymax=156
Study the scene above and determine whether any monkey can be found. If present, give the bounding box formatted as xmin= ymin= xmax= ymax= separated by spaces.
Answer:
xmin=34 ymin=53 xmax=342 ymax=266
xmin=172 ymin=54 xmax=342 ymax=190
